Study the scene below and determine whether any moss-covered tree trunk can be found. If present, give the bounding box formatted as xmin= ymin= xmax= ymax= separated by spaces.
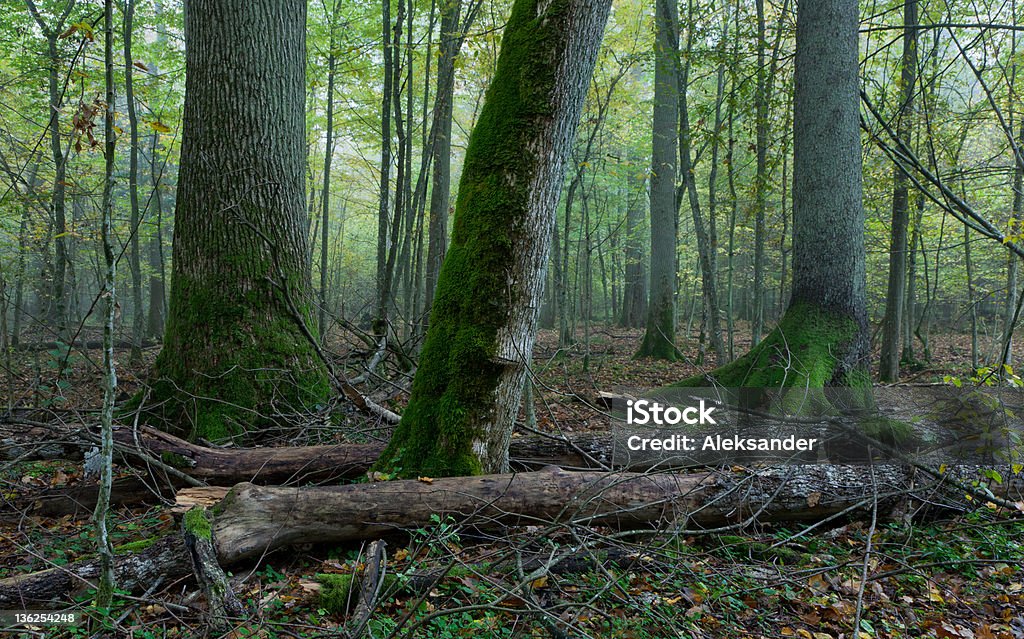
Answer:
xmin=679 ymin=0 xmax=868 ymax=390
xmin=142 ymin=0 xmax=330 ymax=441
xmin=375 ymin=0 xmax=612 ymax=477
xmin=636 ymin=0 xmax=680 ymax=360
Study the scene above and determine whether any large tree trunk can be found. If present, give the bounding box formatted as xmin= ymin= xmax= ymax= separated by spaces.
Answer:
xmin=679 ymin=0 xmax=867 ymax=389
xmin=5 ymin=463 xmax=1020 ymax=607
xmin=140 ymin=0 xmax=330 ymax=441
xmin=636 ymin=0 xmax=679 ymax=360
xmin=374 ymin=0 xmax=612 ymax=477
xmin=879 ymin=0 xmax=918 ymax=382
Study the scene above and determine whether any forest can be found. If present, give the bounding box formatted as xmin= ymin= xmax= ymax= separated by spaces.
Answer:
xmin=1 ymin=0 xmax=1024 ymax=637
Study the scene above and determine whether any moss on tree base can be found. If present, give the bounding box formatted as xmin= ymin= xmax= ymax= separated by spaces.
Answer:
xmin=674 ymin=302 xmax=866 ymax=390
xmin=132 ymin=275 xmax=331 ymax=443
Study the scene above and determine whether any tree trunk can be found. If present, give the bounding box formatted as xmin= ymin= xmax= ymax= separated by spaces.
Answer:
xmin=375 ymin=0 xmax=394 ymax=334
xmin=750 ymin=0 xmax=768 ymax=347
xmin=879 ymin=0 xmax=917 ymax=382
xmin=1002 ymin=119 xmax=1024 ymax=375
xmin=319 ymin=19 xmax=338 ymax=341
xmin=678 ymin=0 xmax=868 ymax=390
xmin=124 ymin=0 xmax=144 ymax=367
xmin=636 ymin=0 xmax=680 ymax=360
xmin=6 ymin=463 xmax=1020 ymax=607
xmin=619 ymin=154 xmax=647 ymax=328
xmin=374 ymin=0 xmax=611 ymax=476
xmin=146 ymin=130 xmax=166 ymax=340
xmin=423 ymin=0 xmax=465 ymax=325
xmin=679 ymin=0 xmax=725 ymax=364
xmin=141 ymin=0 xmax=330 ymax=441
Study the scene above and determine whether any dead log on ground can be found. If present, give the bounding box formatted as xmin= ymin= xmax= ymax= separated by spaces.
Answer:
xmin=3 ymin=463 xmax=1020 ymax=606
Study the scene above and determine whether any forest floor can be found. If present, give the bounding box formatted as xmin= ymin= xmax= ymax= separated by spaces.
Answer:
xmin=1 ymin=323 xmax=1023 ymax=638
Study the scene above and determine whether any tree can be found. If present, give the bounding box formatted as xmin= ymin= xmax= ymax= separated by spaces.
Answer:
xmin=141 ymin=0 xmax=330 ymax=441
xmin=636 ymin=0 xmax=680 ymax=360
xmin=24 ymin=0 xmax=76 ymax=340
xmin=374 ymin=0 xmax=613 ymax=477
xmin=679 ymin=0 xmax=868 ymax=390
xmin=879 ymin=0 xmax=918 ymax=382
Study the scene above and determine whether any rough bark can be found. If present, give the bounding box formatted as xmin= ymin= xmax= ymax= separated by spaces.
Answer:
xmin=751 ymin=0 xmax=768 ymax=346
xmin=4 ymin=463 xmax=1020 ymax=607
xmin=636 ymin=0 xmax=680 ymax=360
xmin=678 ymin=0 xmax=867 ymax=390
xmin=139 ymin=0 xmax=330 ymax=441
xmin=374 ymin=0 xmax=612 ymax=477
xmin=879 ymin=0 xmax=917 ymax=382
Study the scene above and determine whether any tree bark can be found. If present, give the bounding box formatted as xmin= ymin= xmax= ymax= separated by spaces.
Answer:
xmin=124 ymin=0 xmax=144 ymax=367
xmin=879 ymin=0 xmax=917 ymax=382
xmin=373 ymin=0 xmax=612 ymax=477
xmin=678 ymin=0 xmax=868 ymax=389
xmin=636 ymin=0 xmax=680 ymax=360
xmin=141 ymin=0 xmax=330 ymax=441
xmin=5 ymin=463 xmax=1020 ymax=607
xmin=619 ymin=152 xmax=647 ymax=328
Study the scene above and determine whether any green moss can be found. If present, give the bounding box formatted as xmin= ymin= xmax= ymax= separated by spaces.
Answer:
xmin=673 ymin=302 xmax=864 ymax=391
xmin=210 ymin=486 xmax=237 ymax=517
xmin=114 ymin=538 xmax=158 ymax=553
xmin=160 ymin=451 xmax=191 ymax=469
xmin=316 ymin=573 xmax=403 ymax=615
xmin=859 ymin=416 xmax=914 ymax=446
xmin=183 ymin=507 xmax=212 ymax=541
xmin=316 ymin=573 xmax=355 ymax=614
xmin=134 ymin=267 xmax=331 ymax=442
xmin=373 ymin=0 xmax=579 ymax=478
xmin=714 ymin=535 xmax=804 ymax=564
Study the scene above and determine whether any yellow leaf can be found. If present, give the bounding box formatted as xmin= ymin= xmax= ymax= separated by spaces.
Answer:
xmin=148 ymin=120 xmax=172 ymax=133
xmin=928 ymin=584 xmax=945 ymax=603
xmin=797 ymin=630 xmax=813 ymax=639
xmin=530 ymin=575 xmax=548 ymax=589
xmin=781 ymin=628 xmax=796 ymax=637
xmin=813 ymin=633 xmax=832 ymax=639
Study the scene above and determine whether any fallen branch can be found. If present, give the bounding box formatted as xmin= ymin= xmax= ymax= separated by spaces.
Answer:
xmin=3 ymin=463 xmax=1020 ymax=606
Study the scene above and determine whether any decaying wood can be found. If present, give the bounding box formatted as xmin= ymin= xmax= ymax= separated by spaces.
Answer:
xmin=3 ymin=463 xmax=1021 ymax=607
xmin=348 ymin=540 xmax=386 ymax=639
xmin=182 ymin=509 xmax=244 ymax=630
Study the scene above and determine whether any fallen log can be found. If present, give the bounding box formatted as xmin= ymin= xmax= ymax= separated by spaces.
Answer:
xmin=9 ymin=382 xmax=1024 ymax=515
xmin=3 ymin=463 xmax=1020 ymax=606
xmin=11 ymin=425 xmax=611 ymax=516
